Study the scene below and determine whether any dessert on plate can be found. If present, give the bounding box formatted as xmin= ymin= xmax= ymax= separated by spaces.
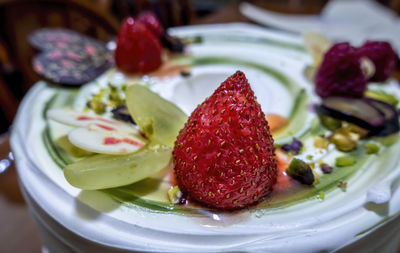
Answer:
xmin=11 ymin=14 xmax=400 ymax=253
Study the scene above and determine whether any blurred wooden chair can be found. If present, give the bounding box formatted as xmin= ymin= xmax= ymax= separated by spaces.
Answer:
xmin=0 ymin=0 xmax=120 ymax=123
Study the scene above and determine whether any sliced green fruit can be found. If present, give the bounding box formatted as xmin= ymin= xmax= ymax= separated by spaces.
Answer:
xmin=302 ymin=32 xmax=331 ymax=67
xmin=64 ymin=143 xmax=172 ymax=190
xmin=126 ymin=84 xmax=187 ymax=147
xmin=365 ymin=89 xmax=398 ymax=106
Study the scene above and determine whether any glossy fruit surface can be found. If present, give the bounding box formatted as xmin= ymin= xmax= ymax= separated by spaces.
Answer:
xmin=315 ymin=42 xmax=367 ymax=98
xmin=115 ymin=17 xmax=162 ymax=73
xmin=358 ymin=41 xmax=397 ymax=82
xmin=173 ymin=71 xmax=277 ymax=210
xmin=137 ymin=11 xmax=164 ymax=38
xmin=64 ymin=143 xmax=172 ymax=190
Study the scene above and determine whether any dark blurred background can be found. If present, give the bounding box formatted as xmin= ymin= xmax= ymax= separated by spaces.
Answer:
xmin=2 ymin=1 xmax=400 ymax=253
xmin=0 ymin=0 xmax=398 ymax=135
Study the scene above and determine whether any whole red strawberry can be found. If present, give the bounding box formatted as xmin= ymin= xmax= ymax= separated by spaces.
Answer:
xmin=173 ymin=71 xmax=277 ymax=210
xmin=137 ymin=11 xmax=164 ymax=38
xmin=315 ymin=42 xmax=367 ymax=98
xmin=358 ymin=41 xmax=397 ymax=82
xmin=115 ymin=17 xmax=162 ymax=73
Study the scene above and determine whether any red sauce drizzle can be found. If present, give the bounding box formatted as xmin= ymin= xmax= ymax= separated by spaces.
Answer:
xmin=95 ymin=123 xmax=116 ymax=131
xmin=76 ymin=116 xmax=115 ymax=124
xmin=97 ymin=118 xmax=115 ymax=124
xmin=77 ymin=116 xmax=94 ymax=121
xmin=103 ymin=137 xmax=142 ymax=147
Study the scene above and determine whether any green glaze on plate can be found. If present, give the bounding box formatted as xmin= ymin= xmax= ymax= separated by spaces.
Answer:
xmin=40 ymin=33 xmax=400 ymax=216
xmin=42 ymin=80 xmax=398 ymax=215
xmin=42 ymin=125 xmax=71 ymax=168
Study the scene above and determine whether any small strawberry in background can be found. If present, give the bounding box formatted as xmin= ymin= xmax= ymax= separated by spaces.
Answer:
xmin=137 ymin=11 xmax=185 ymax=53
xmin=173 ymin=71 xmax=277 ymax=210
xmin=137 ymin=11 xmax=164 ymax=38
xmin=115 ymin=17 xmax=162 ymax=73
xmin=115 ymin=12 xmax=185 ymax=74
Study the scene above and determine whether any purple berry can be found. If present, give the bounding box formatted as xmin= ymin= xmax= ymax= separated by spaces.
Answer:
xmin=290 ymin=138 xmax=303 ymax=154
xmin=281 ymin=138 xmax=303 ymax=154
xmin=358 ymin=41 xmax=397 ymax=82
xmin=281 ymin=144 xmax=292 ymax=152
xmin=315 ymin=42 xmax=367 ymax=98
xmin=320 ymin=163 xmax=333 ymax=174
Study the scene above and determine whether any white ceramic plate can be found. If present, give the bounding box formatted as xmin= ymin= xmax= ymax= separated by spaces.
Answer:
xmin=11 ymin=23 xmax=400 ymax=252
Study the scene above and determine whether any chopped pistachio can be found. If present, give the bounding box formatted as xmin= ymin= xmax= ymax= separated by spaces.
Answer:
xmin=337 ymin=180 xmax=347 ymax=192
xmin=343 ymin=123 xmax=369 ymax=138
xmin=87 ymin=99 xmax=106 ymax=114
xmin=286 ymin=158 xmax=315 ymax=185
xmin=365 ymin=143 xmax=380 ymax=154
xmin=312 ymin=169 xmax=320 ymax=186
xmin=330 ymin=128 xmax=358 ymax=152
xmin=306 ymin=155 xmax=313 ymax=161
xmin=109 ymin=93 xmax=124 ymax=107
xmin=92 ymin=89 xmax=105 ymax=100
xmin=314 ymin=136 xmax=329 ymax=149
xmin=168 ymin=186 xmax=183 ymax=204
xmin=318 ymin=191 xmax=325 ymax=200
xmin=336 ymin=155 xmax=356 ymax=167
xmin=319 ymin=115 xmax=342 ymax=131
